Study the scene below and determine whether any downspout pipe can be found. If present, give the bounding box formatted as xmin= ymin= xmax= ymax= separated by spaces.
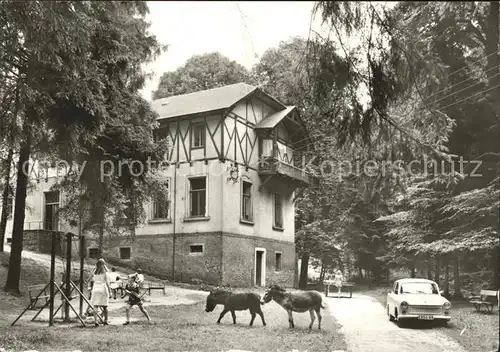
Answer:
xmin=172 ymin=163 xmax=177 ymax=281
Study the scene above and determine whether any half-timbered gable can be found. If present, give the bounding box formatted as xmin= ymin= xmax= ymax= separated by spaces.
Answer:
xmin=12 ymin=83 xmax=317 ymax=288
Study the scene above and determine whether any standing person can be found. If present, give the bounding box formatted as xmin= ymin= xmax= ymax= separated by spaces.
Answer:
xmin=128 ymin=268 xmax=144 ymax=288
xmin=333 ymin=269 xmax=344 ymax=298
xmin=122 ymin=275 xmax=151 ymax=325
xmin=89 ymin=258 xmax=112 ymax=326
xmin=109 ymin=267 xmax=122 ymax=300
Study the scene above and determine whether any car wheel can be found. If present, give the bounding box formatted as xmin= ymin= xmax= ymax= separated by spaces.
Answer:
xmin=387 ymin=305 xmax=394 ymax=321
xmin=395 ymin=309 xmax=404 ymax=328
xmin=440 ymin=320 xmax=448 ymax=328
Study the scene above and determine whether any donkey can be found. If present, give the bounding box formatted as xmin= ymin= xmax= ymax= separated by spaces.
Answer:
xmin=205 ymin=289 xmax=266 ymax=326
xmin=262 ymin=285 xmax=324 ymax=329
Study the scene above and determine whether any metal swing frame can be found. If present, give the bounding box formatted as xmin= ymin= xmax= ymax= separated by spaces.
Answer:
xmin=10 ymin=231 xmax=103 ymax=327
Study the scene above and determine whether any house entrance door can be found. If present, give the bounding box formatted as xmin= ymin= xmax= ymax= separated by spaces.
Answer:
xmin=255 ymin=249 xmax=266 ymax=286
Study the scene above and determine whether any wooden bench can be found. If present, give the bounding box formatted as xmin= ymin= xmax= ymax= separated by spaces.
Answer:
xmin=469 ymin=289 xmax=499 ymax=313
xmin=143 ymin=281 xmax=166 ymax=296
xmin=324 ymin=280 xmax=355 ymax=298
xmin=27 ymin=284 xmax=50 ymax=309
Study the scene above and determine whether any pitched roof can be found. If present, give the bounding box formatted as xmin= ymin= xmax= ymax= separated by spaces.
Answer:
xmin=152 ymin=82 xmax=257 ymax=120
xmin=254 ymin=106 xmax=296 ymax=129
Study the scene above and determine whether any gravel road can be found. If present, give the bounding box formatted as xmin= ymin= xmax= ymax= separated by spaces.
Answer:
xmin=325 ymin=293 xmax=469 ymax=352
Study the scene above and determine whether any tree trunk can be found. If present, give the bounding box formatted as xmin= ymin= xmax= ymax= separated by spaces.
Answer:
xmin=293 ymin=253 xmax=299 ymax=288
xmin=299 ymin=253 xmax=309 ymax=289
xmin=346 ymin=251 xmax=351 ymax=278
xmin=427 ymin=262 xmax=433 ymax=280
xmin=410 ymin=264 xmax=416 ymax=278
xmin=96 ymin=204 xmax=105 ymax=257
xmin=452 ymin=255 xmax=463 ymax=299
xmin=443 ymin=258 xmax=450 ymax=297
xmin=0 ymin=148 xmax=13 ymax=252
xmin=492 ymin=247 xmax=499 ymax=288
xmin=319 ymin=259 xmax=325 ymax=283
xmin=358 ymin=266 xmax=363 ymax=279
xmin=98 ymin=221 xmax=104 ymax=258
xmin=4 ymin=137 xmax=30 ymax=294
xmin=434 ymin=257 xmax=441 ymax=285
xmin=486 ymin=1 xmax=500 ymax=97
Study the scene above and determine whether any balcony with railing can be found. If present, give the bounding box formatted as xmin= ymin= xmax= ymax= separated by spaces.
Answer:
xmin=258 ymin=139 xmax=318 ymax=189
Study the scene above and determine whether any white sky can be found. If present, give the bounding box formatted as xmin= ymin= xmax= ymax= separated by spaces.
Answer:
xmin=139 ymin=1 xmax=396 ymax=102
xmin=139 ymin=1 xmax=324 ymax=101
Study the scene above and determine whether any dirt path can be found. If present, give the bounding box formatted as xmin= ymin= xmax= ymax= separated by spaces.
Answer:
xmin=4 ymin=246 xmax=209 ymax=326
xmin=325 ymin=293 xmax=469 ymax=352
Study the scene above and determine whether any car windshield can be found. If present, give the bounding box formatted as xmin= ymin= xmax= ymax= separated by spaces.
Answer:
xmin=400 ymin=282 xmax=439 ymax=294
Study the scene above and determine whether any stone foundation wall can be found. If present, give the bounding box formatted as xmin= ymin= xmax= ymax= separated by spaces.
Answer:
xmin=222 ymin=234 xmax=295 ymax=287
xmin=23 ymin=230 xmax=63 ymax=255
xmin=86 ymin=232 xmax=223 ymax=285
xmin=85 ymin=232 xmax=295 ymax=288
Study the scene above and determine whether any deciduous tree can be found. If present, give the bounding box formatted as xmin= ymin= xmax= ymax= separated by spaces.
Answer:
xmin=153 ymin=52 xmax=255 ymax=99
xmin=2 ymin=1 xmax=166 ymax=294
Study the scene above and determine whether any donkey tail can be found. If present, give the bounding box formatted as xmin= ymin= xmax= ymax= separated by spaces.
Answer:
xmin=320 ymin=303 xmax=325 ymax=309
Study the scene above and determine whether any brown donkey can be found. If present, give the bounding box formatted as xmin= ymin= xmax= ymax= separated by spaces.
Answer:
xmin=262 ymin=285 xmax=324 ymax=329
xmin=205 ymin=289 xmax=266 ymax=326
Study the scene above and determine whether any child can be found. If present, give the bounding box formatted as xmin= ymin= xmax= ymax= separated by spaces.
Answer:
xmin=333 ymin=269 xmax=344 ymax=298
xmin=121 ymin=275 xmax=151 ymax=325
xmin=109 ymin=267 xmax=123 ymax=300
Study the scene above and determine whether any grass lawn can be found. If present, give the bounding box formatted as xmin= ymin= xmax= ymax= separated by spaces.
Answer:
xmin=0 ymin=300 xmax=347 ymax=352
xmin=0 ymin=252 xmax=50 ymax=312
xmin=363 ymin=286 xmax=500 ymax=352
xmin=1 ymin=251 xmax=347 ymax=352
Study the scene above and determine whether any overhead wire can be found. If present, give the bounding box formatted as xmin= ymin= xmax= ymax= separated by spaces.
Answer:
xmin=430 ymin=49 xmax=500 ymax=87
xmin=251 ymin=3 xmax=498 ymax=163
xmin=372 ymin=2 xmax=500 ymax=105
xmin=425 ymin=54 xmax=500 ymax=100
xmin=438 ymin=83 xmax=500 ymax=111
xmin=369 ymin=3 xmax=438 ymax=120
xmin=234 ymin=3 xmax=259 ymax=61
xmin=233 ymin=2 xmax=263 ymax=86
xmin=282 ymin=67 xmax=500 ymax=155
xmin=432 ymin=71 xmax=500 ymax=106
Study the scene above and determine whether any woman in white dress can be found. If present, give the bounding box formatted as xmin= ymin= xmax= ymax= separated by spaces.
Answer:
xmin=333 ymin=269 xmax=344 ymax=298
xmin=90 ymin=258 xmax=112 ymax=326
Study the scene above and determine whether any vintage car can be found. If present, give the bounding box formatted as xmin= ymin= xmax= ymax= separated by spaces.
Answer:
xmin=386 ymin=278 xmax=451 ymax=327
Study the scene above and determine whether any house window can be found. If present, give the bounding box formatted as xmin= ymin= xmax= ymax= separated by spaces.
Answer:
xmin=154 ymin=127 xmax=169 ymax=160
xmin=119 ymin=247 xmax=131 ymax=260
xmin=88 ymin=248 xmax=99 ymax=259
xmin=44 ymin=191 xmax=60 ymax=231
xmin=191 ymin=123 xmax=205 ymax=149
xmin=152 ymin=195 xmax=170 ymax=219
xmin=151 ymin=180 xmax=170 ymax=220
xmin=189 ymin=244 xmax=204 ymax=255
xmin=275 ymin=252 xmax=282 ymax=272
xmin=119 ymin=188 xmax=134 ymax=225
xmin=241 ymin=181 xmax=252 ymax=221
xmin=89 ymin=196 xmax=103 ymax=224
xmin=189 ymin=177 xmax=206 ymax=217
xmin=273 ymin=193 xmax=283 ymax=228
